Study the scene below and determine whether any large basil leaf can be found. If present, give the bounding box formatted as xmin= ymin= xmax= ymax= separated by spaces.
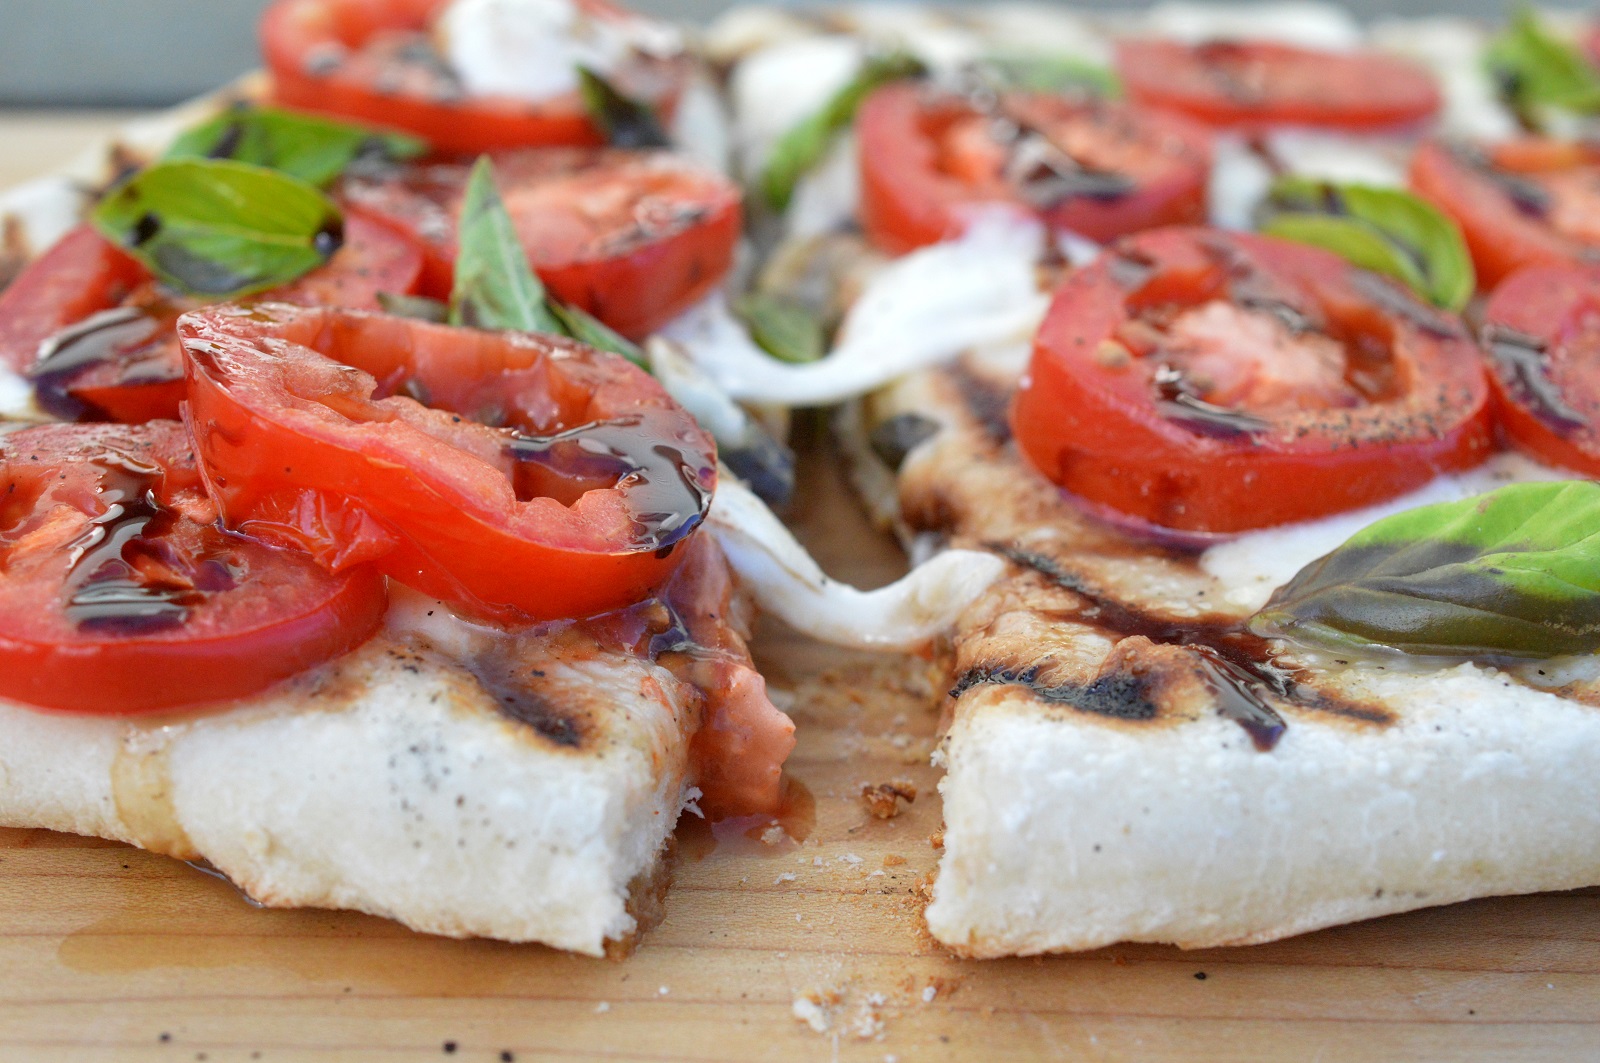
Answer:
xmin=165 ymin=105 xmax=427 ymax=188
xmin=448 ymin=156 xmax=566 ymax=334
xmin=1249 ymin=481 xmax=1600 ymax=660
xmin=577 ymin=67 xmax=671 ymax=149
xmin=759 ymin=51 xmax=925 ymax=212
xmin=1485 ymin=7 xmax=1600 ymax=129
xmin=92 ymin=158 xmax=343 ymax=298
xmin=1257 ymin=177 xmax=1475 ymax=312
xmin=976 ymin=52 xmax=1120 ymax=97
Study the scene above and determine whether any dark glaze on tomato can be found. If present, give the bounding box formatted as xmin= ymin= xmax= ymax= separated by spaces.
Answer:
xmin=1116 ymin=39 xmax=1441 ymax=132
xmin=1012 ymin=227 xmax=1494 ymax=534
xmin=1481 ymin=262 xmax=1600 ymax=475
xmin=179 ymin=302 xmax=716 ymax=622
xmin=857 ymin=82 xmax=1212 ymax=255
xmin=1411 ymin=139 xmax=1600 ymax=291
xmin=0 ymin=421 xmax=388 ymax=714
xmin=261 ymin=0 xmax=689 ymax=153
xmin=0 ymin=211 xmax=422 ymax=423
xmin=342 ymin=148 xmax=740 ymax=338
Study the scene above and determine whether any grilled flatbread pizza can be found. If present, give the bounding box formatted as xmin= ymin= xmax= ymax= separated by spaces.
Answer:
xmin=699 ymin=2 xmax=1600 ymax=955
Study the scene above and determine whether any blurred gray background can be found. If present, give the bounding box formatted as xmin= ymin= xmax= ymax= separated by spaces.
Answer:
xmin=0 ymin=0 xmax=1544 ymax=107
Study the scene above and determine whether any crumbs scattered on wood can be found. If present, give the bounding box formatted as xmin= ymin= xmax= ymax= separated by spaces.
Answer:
xmin=860 ymin=779 xmax=917 ymax=819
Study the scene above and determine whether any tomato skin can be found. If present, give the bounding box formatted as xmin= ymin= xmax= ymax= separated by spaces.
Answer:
xmin=1481 ymin=263 xmax=1600 ymax=475
xmin=0 ymin=225 xmax=147 ymax=374
xmin=1011 ymin=228 xmax=1494 ymax=534
xmin=179 ymin=303 xmax=716 ymax=623
xmin=1410 ymin=140 xmax=1600 ymax=292
xmin=261 ymin=0 xmax=688 ymax=153
xmin=343 ymin=150 xmax=740 ymax=337
xmin=1116 ymin=39 xmax=1440 ymax=132
xmin=0 ymin=210 xmax=422 ymax=424
xmin=0 ymin=421 xmax=388 ymax=715
xmin=857 ymin=83 xmax=1212 ymax=255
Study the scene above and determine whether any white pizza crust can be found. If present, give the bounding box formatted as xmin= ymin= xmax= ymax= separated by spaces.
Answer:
xmin=0 ymin=596 xmax=695 ymax=955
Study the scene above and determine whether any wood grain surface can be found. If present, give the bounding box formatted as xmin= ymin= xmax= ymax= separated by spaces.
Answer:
xmin=1 ymin=118 xmax=1598 ymax=1063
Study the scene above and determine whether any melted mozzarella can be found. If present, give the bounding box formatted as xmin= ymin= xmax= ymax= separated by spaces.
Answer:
xmin=661 ymin=214 xmax=1048 ymax=406
xmin=1201 ymin=453 xmax=1572 ymax=613
xmin=786 ymin=131 xmax=860 ymax=239
xmin=970 ymin=3 xmax=1113 ymax=66
xmin=709 ymin=479 xmax=1004 ymax=650
xmin=436 ymin=0 xmax=680 ymax=102
xmin=1135 ymin=1 xmax=1362 ymax=49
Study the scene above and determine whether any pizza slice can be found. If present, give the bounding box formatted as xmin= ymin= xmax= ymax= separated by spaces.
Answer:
xmin=700 ymin=2 xmax=1600 ymax=955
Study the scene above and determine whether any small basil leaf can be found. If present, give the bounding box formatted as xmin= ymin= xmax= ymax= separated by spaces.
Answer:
xmin=577 ymin=67 xmax=672 ymax=149
xmin=1258 ymin=178 xmax=1475 ymax=312
xmin=976 ymin=51 xmax=1120 ymax=97
xmin=733 ymin=292 xmax=825 ymax=364
xmin=1250 ymin=481 xmax=1600 ymax=660
xmin=449 ymin=156 xmax=565 ymax=334
xmin=759 ymin=50 xmax=926 ymax=213
xmin=165 ymin=105 xmax=427 ymax=188
xmin=91 ymin=158 xmax=343 ymax=298
xmin=1485 ymin=7 xmax=1600 ymax=129
xmin=548 ymin=301 xmax=647 ymax=369
xmin=377 ymin=291 xmax=450 ymax=322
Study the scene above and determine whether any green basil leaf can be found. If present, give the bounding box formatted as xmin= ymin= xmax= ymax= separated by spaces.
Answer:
xmin=733 ymin=292 xmax=825 ymax=363
xmin=1258 ymin=178 xmax=1475 ymax=312
xmin=577 ymin=67 xmax=672 ymax=149
xmin=165 ymin=105 xmax=427 ymax=188
xmin=976 ymin=52 xmax=1120 ymax=97
xmin=759 ymin=50 xmax=926 ymax=213
xmin=1249 ymin=481 xmax=1600 ymax=660
xmin=376 ymin=291 xmax=450 ymax=322
xmin=1485 ymin=6 xmax=1600 ymax=128
xmin=449 ymin=156 xmax=566 ymax=334
xmin=548 ymin=301 xmax=647 ymax=369
xmin=91 ymin=158 xmax=343 ymax=298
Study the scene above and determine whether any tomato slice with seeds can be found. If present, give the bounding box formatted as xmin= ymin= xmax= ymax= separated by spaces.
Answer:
xmin=0 ymin=421 xmax=387 ymax=714
xmin=261 ymin=0 xmax=689 ymax=153
xmin=1480 ymin=262 xmax=1600 ymax=475
xmin=1410 ymin=139 xmax=1600 ymax=292
xmin=1011 ymin=228 xmax=1493 ymax=534
xmin=179 ymin=302 xmax=716 ymax=622
xmin=1115 ymin=39 xmax=1441 ymax=132
xmin=342 ymin=149 xmax=740 ymax=338
xmin=0 ymin=210 xmax=422 ymax=423
xmin=857 ymin=82 xmax=1212 ymax=255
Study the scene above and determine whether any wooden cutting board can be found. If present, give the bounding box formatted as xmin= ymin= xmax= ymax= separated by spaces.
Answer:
xmin=0 ymin=121 xmax=1597 ymax=1063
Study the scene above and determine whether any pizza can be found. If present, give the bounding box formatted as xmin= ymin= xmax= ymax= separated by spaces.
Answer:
xmin=5 ymin=0 xmax=1600 ymax=962
xmin=699 ymin=2 xmax=1600 ymax=956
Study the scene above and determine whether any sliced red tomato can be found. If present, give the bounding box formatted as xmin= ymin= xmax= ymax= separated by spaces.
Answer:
xmin=1011 ymin=228 xmax=1493 ymax=534
xmin=261 ymin=0 xmax=688 ymax=153
xmin=653 ymin=533 xmax=793 ymax=818
xmin=0 ymin=224 xmax=147 ymax=375
xmin=343 ymin=149 xmax=740 ymax=338
xmin=1410 ymin=139 xmax=1600 ymax=292
xmin=0 ymin=210 xmax=422 ymax=424
xmin=1115 ymin=40 xmax=1440 ymax=132
xmin=0 ymin=421 xmax=387 ymax=714
xmin=179 ymin=302 xmax=716 ymax=622
xmin=1480 ymin=262 xmax=1600 ymax=475
xmin=857 ymin=82 xmax=1212 ymax=255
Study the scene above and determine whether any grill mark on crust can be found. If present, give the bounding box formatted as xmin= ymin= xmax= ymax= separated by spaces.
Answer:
xmin=949 ymin=362 xmax=1014 ymax=444
xmin=982 ymin=541 xmax=1396 ymax=733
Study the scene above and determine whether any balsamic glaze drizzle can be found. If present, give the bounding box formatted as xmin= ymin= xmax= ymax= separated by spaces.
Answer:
xmin=965 ymin=543 xmax=1390 ymax=750
xmin=1480 ymin=323 xmax=1588 ymax=434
